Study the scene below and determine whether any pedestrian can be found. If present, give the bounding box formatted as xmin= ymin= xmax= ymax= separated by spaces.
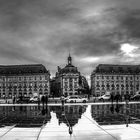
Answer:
xmin=61 ymin=95 xmax=65 ymax=106
xmin=115 ymin=93 xmax=120 ymax=104
xmin=13 ymin=96 xmax=16 ymax=104
xmin=110 ymin=93 xmax=114 ymax=104
xmin=5 ymin=96 xmax=7 ymax=104
xmin=124 ymin=93 xmax=130 ymax=105
xmin=45 ymin=94 xmax=48 ymax=105
xmin=41 ymin=105 xmax=45 ymax=115
xmin=38 ymin=95 xmax=40 ymax=110
xmin=69 ymin=126 xmax=73 ymax=135
xmin=115 ymin=104 xmax=120 ymax=113
xmin=41 ymin=95 xmax=45 ymax=107
xmin=110 ymin=104 xmax=114 ymax=114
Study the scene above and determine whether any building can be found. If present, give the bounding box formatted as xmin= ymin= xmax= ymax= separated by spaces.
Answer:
xmin=0 ymin=64 xmax=50 ymax=99
xmin=91 ymin=64 xmax=140 ymax=97
xmin=52 ymin=55 xmax=89 ymax=97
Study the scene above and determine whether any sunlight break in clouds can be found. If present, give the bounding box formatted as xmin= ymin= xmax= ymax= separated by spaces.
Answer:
xmin=120 ymin=43 xmax=138 ymax=57
xmin=81 ymin=57 xmax=100 ymax=63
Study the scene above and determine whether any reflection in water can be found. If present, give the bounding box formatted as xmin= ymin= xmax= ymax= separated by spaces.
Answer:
xmin=52 ymin=105 xmax=87 ymax=128
xmin=0 ymin=105 xmax=51 ymax=127
xmin=110 ymin=104 xmax=114 ymax=114
xmin=0 ymin=105 xmax=87 ymax=130
xmin=91 ymin=103 xmax=140 ymax=126
xmin=1 ymin=104 xmax=140 ymax=130
xmin=115 ymin=104 xmax=120 ymax=114
xmin=57 ymin=105 xmax=87 ymax=135
xmin=110 ymin=104 xmax=120 ymax=114
xmin=69 ymin=126 xmax=73 ymax=135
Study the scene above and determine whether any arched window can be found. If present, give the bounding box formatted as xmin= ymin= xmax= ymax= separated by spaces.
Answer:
xmin=111 ymin=84 xmax=115 ymax=90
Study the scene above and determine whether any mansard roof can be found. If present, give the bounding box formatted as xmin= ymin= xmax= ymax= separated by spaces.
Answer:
xmin=0 ymin=64 xmax=49 ymax=75
xmin=94 ymin=64 xmax=140 ymax=74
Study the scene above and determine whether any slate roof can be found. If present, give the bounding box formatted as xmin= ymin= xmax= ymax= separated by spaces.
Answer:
xmin=93 ymin=64 xmax=140 ymax=74
xmin=0 ymin=64 xmax=49 ymax=75
xmin=58 ymin=64 xmax=79 ymax=74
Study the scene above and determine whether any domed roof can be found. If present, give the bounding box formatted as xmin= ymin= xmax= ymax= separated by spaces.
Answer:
xmin=60 ymin=64 xmax=79 ymax=74
xmin=58 ymin=55 xmax=79 ymax=74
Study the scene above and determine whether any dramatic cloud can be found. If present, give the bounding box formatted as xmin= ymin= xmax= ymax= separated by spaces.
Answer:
xmin=0 ymin=0 xmax=140 ymax=84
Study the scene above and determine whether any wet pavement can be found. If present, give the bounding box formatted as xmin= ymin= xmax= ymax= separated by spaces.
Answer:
xmin=0 ymin=103 xmax=140 ymax=140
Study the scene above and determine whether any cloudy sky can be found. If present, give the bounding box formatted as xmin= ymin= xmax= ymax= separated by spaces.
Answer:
xmin=0 ymin=0 xmax=140 ymax=83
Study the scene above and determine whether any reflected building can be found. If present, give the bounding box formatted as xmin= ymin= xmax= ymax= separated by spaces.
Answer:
xmin=91 ymin=64 xmax=140 ymax=97
xmin=91 ymin=104 xmax=140 ymax=125
xmin=51 ymin=54 xmax=89 ymax=97
xmin=0 ymin=64 xmax=50 ymax=99
xmin=91 ymin=104 xmax=125 ymax=125
xmin=0 ymin=106 xmax=51 ymax=127
xmin=52 ymin=105 xmax=87 ymax=127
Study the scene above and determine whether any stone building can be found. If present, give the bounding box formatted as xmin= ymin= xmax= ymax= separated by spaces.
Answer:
xmin=91 ymin=64 xmax=140 ymax=97
xmin=52 ymin=55 xmax=89 ymax=97
xmin=0 ymin=64 xmax=50 ymax=99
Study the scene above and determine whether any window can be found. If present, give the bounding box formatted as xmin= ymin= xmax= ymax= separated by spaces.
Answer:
xmin=74 ymin=78 xmax=77 ymax=81
xmin=19 ymin=77 xmax=21 ymax=81
xmin=69 ymin=78 xmax=73 ymax=82
xmin=102 ymin=85 xmax=105 ymax=90
xmin=111 ymin=84 xmax=115 ymax=90
xmin=45 ymin=76 xmax=48 ymax=80
xmin=136 ymin=85 xmax=139 ymax=90
xmin=96 ymin=84 xmax=100 ymax=87
xmin=29 ymin=83 xmax=32 ymax=87
xmin=34 ymin=82 xmax=37 ymax=88
xmin=126 ymin=84 xmax=129 ymax=90
xmin=106 ymin=84 xmax=110 ymax=90
xmin=121 ymin=84 xmax=124 ymax=90
xmin=97 ymin=81 xmax=99 ymax=85
xmin=65 ymin=89 xmax=67 ymax=91
xmin=44 ymin=84 xmax=48 ymax=88
xmin=116 ymin=84 xmax=119 ymax=90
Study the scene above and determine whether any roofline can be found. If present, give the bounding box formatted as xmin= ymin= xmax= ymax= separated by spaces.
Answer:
xmin=98 ymin=64 xmax=140 ymax=67
xmin=0 ymin=64 xmax=44 ymax=67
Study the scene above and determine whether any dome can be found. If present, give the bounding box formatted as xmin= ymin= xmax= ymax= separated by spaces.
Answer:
xmin=60 ymin=64 xmax=79 ymax=74
xmin=58 ymin=54 xmax=79 ymax=74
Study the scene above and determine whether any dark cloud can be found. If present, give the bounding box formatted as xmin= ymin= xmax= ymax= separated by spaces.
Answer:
xmin=0 ymin=0 xmax=140 ymax=80
xmin=120 ymin=9 xmax=140 ymax=39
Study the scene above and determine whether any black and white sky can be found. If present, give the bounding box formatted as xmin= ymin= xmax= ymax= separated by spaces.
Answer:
xmin=1 ymin=0 xmax=140 ymax=82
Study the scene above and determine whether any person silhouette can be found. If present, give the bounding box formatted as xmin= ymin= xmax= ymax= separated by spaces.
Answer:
xmin=110 ymin=104 xmax=114 ymax=114
xmin=41 ymin=95 xmax=45 ymax=107
xmin=69 ymin=126 xmax=73 ymax=135
xmin=110 ymin=93 xmax=114 ymax=104
xmin=61 ymin=95 xmax=65 ymax=106
xmin=115 ymin=104 xmax=120 ymax=113
xmin=41 ymin=106 xmax=46 ymax=115
xmin=45 ymin=94 xmax=48 ymax=105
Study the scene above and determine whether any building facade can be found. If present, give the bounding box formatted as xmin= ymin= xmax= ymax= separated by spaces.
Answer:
xmin=0 ymin=64 xmax=50 ymax=99
xmin=52 ymin=55 xmax=89 ymax=97
xmin=91 ymin=64 xmax=140 ymax=97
